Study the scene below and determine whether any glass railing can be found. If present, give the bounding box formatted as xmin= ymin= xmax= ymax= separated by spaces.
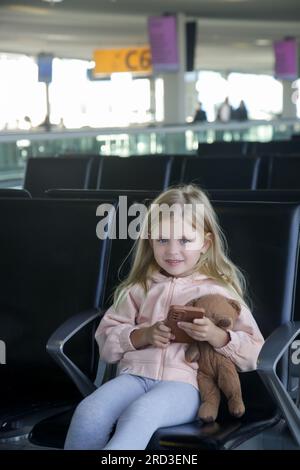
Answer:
xmin=1 ymin=118 xmax=300 ymax=185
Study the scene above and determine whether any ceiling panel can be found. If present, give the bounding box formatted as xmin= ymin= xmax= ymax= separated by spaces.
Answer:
xmin=2 ymin=0 xmax=300 ymax=21
xmin=0 ymin=0 xmax=299 ymax=74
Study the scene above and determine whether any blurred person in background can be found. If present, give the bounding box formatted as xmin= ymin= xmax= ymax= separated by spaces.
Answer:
xmin=233 ymin=100 xmax=248 ymax=121
xmin=216 ymin=97 xmax=233 ymax=123
xmin=193 ymin=102 xmax=207 ymax=123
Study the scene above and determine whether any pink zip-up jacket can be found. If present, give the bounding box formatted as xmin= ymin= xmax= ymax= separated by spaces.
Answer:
xmin=95 ymin=271 xmax=264 ymax=390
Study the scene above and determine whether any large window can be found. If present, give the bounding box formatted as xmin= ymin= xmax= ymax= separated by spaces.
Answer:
xmin=0 ymin=53 xmax=46 ymax=130
xmin=195 ymin=71 xmax=291 ymax=121
xmin=0 ymin=54 xmax=152 ymax=130
xmin=0 ymin=53 xmax=299 ymax=131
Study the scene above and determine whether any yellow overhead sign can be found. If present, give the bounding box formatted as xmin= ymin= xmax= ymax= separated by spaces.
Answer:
xmin=93 ymin=47 xmax=152 ymax=75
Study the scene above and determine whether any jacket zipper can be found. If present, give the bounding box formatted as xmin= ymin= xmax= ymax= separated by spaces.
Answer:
xmin=158 ymin=277 xmax=176 ymax=380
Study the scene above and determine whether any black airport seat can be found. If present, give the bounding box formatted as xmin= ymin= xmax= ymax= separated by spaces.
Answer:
xmin=207 ymin=189 xmax=300 ymax=203
xmin=56 ymin=154 xmax=120 ymax=190
xmin=23 ymin=157 xmax=94 ymax=197
xmin=197 ymin=142 xmax=250 ymax=157
xmin=268 ymin=156 xmax=300 ymax=189
xmin=29 ymin=201 xmax=300 ymax=449
xmin=45 ymin=189 xmax=160 ymax=308
xmin=0 ymin=198 xmax=116 ymax=437
xmin=96 ymin=155 xmax=173 ymax=190
xmin=149 ymin=201 xmax=300 ymax=449
xmin=0 ymin=188 xmax=31 ymax=198
xmin=125 ymin=154 xmax=188 ymax=186
xmin=206 ymin=190 xmax=300 ymax=327
xmin=45 ymin=188 xmax=160 ymax=201
xmin=253 ymin=140 xmax=300 ymax=157
xmin=180 ymin=156 xmax=261 ymax=189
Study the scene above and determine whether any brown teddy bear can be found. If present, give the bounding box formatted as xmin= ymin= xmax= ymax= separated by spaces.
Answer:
xmin=167 ymin=294 xmax=245 ymax=423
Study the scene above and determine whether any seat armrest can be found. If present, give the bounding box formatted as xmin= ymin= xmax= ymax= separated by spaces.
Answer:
xmin=47 ymin=308 xmax=103 ymax=397
xmin=257 ymin=321 xmax=300 ymax=446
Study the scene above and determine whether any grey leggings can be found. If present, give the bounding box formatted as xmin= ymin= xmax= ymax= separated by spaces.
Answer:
xmin=64 ymin=373 xmax=200 ymax=450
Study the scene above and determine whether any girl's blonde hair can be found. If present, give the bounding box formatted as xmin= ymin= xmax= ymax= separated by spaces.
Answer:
xmin=113 ymin=184 xmax=249 ymax=308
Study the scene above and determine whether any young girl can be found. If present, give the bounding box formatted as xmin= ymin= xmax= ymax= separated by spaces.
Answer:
xmin=64 ymin=184 xmax=264 ymax=450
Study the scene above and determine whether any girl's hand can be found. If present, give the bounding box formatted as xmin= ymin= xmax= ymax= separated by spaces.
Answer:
xmin=145 ymin=321 xmax=175 ymax=348
xmin=177 ymin=317 xmax=230 ymax=349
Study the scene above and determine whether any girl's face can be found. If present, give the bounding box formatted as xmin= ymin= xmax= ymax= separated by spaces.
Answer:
xmin=150 ymin=213 xmax=210 ymax=277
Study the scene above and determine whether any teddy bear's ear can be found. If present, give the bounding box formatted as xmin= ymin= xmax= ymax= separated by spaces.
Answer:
xmin=228 ymin=299 xmax=241 ymax=315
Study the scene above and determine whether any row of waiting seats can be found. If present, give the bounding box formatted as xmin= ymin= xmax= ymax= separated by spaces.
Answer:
xmin=0 ymin=188 xmax=300 ymax=450
xmin=197 ymin=139 xmax=300 ymax=157
xmin=19 ymin=154 xmax=300 ymax=198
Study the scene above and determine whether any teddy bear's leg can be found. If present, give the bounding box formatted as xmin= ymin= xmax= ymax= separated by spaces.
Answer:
xmin=217 ymin=358 xmax=245 ymax=418
xmin=197 ymin=371 xmax=221 ymax=423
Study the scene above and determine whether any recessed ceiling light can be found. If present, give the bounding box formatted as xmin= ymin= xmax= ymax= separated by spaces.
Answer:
xmin=217 ymin=0 xmax=249 ymax=3
xmin=255 ymin=39 xmax=272 ymax=46
xmin=46 ymin=34 xmax=75 ymax=41
xmin=234 ymin=42 xmax=250 ymax=48
xmin=42 ymin=0 xmax=64 ymax=4
xmin=8 ymin=5 xmax=51 ymax=14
